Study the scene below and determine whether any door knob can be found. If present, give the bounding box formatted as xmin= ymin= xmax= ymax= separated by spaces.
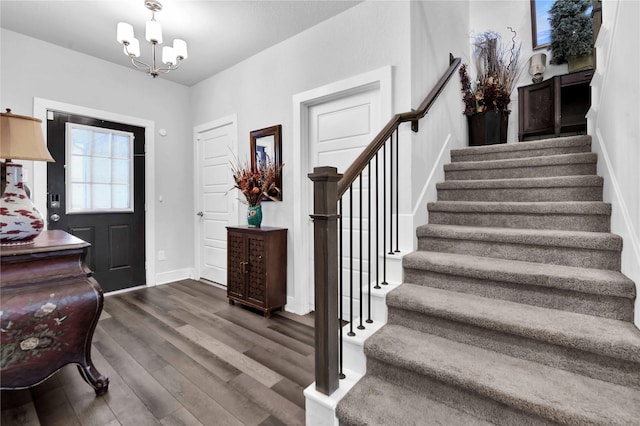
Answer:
xmin=50 ymin=213 xmax=61 ymax=222
xmin=196 ymin=211 xmax=204 ymax=217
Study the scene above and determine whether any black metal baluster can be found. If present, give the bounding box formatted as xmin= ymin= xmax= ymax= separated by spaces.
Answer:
xmin=338 ymin=199 xmax=345 ymax=379
xmin=388 ymin=131 xmax=394 ymax=255
xmin=358 ymin=174 xmax=364 ymax=330
xmin=382 ymin=141 xmax=388 ymax=286
xmin=367 ymin=160 xmax=373 ymax=324
xmin=395 ymin=129 xmax=400 ymax=253
xmin=348 ymin=186 xmax=355 ymax=337
xmin=374 ymin=153 xmax=381 ymax=290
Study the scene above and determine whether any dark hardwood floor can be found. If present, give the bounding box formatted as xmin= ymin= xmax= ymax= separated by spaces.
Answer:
xmin=1 ymin=280 xmax=315 ymax=425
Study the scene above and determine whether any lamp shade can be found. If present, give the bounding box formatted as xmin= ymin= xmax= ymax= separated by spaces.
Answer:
xmin=146 ymin=20 xmax=163 ymax=44
xmin=529 ymin=53 xmax=547 ymax=76
xmin=0 ymin=109 xmax=54 ymax=162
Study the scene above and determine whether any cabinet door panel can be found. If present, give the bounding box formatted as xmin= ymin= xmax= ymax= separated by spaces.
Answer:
xmin=227 ymin=232 xmax=245 ymax=300
xmin=247 ymin=235 xmax=266 ymax=304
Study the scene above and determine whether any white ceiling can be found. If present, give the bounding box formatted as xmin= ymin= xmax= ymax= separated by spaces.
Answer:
xmin=0 ymin=0 xmax=361 ymax=86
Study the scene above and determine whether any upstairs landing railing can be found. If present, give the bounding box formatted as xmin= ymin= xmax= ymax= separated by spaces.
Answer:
xmin=309 ymin=54 xmax=461 ymax=395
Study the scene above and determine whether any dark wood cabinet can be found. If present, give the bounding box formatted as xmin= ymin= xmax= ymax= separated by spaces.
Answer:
xmin=227 ymin=226 xmax=287 ymax=317
xmin=518 ymin=69 xmax=594 ymax=141
xmin=0 ymin=231 xmax=109 ymax=395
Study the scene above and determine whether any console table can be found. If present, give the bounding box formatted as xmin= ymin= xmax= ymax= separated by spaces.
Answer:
xmin=0 ymin=230 xmax=109 ymax=395
xmin=227 ymin=226 xmax=287 ymax=317
xmin=518 ymin=69 xmax=594 ymax=141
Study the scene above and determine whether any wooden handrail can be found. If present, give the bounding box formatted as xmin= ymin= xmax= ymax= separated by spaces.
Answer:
xmin=336 ymin=54 xmax=461 ymax=198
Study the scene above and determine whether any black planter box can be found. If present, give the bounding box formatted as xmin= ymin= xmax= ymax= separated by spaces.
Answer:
xmin=467 ymin=110 xmax=508 ymax=146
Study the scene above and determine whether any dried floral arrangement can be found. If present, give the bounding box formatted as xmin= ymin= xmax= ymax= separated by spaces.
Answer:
xmin=459 ymin=28 xmax=522 ymax=116
xmin=230 ymin=156 xmax=282 ymax=206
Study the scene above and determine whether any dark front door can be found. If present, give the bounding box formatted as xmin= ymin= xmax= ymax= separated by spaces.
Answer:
xmin=46 ymin=111 xmax=146 ymax=292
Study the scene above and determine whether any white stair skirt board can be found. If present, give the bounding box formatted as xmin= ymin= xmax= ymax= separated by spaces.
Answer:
xmin=342 ymin=319 xmax=385 ymax=375
xmin=304 ymin=369 xmax=364 ymax=426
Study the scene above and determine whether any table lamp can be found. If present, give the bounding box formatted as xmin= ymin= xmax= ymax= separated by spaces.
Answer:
xmin=1 ymin=108 xmax=54 ymax=246
xmin=529 ymin=53 xmax=547 ymax=83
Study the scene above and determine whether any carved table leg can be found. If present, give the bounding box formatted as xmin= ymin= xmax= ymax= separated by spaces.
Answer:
xmin=77 ymin=361 xmax=109 ymax=395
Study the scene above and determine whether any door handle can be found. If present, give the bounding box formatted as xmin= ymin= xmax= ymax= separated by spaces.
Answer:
xmin=50 ymin=213 xmax=61 ymax=222
xmin=196 ymin=211 xmax=204 ymax=217
xmin=240 ymin=261 xmax=248 ymax=274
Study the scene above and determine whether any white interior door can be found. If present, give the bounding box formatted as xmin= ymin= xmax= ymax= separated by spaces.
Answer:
xmin=196 ymin=116 xmax=237 ymax=285
xmin=307 ymin=87 xmax=381 ymax=310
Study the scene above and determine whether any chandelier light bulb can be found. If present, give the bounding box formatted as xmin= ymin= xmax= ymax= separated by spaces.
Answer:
xmin=117 ymin=22 xmax=134 ymax=44
xmin=173 ymin=39 xmax=188 ymax=59
xmin=145 ymin=20 xmax=163 ymax=44
xmin=162 ymin=46 xmax=176 ymax=65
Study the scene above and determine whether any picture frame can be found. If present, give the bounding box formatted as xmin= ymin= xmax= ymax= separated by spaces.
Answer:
xmin=531 ymin=0 xmax=553 ymax=50
xmin=250 ymin=124 xmax=282 ymax=201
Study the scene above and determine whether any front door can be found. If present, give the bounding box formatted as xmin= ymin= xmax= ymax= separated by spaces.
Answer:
xmin=195 ymin=116 xmax=237 ymax=285
xmin=46 ymin=111 xmax=146 ymax=293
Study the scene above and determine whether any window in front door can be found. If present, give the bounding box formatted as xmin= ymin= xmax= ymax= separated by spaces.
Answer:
xmin=66 ymin=123 xmax=134 ymax=213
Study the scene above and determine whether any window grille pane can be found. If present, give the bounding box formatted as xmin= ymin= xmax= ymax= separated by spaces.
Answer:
xmin=113 ymin=135 xmax=130 ymax=158
xmin=71 ymin=155 xmax=90 ymax=182
xmin=71 ymin=183 xmax=89 ymax=210
xmin=92 ymin=157 xmax=112 ymax=183
xmin=66 ymin=123 xmax=134 ymax=213
xmin=112 ymin=185 xmax=130 ymax=209
xmin=92 ymin=184 xmax=111 ymax=209
xmin=71 ymin=129 xmax=92 ymax=155
xmin=93 ymin=132 xmax=111 ymax=157
xmin=112 ymin=159 xmax=130 ymax=184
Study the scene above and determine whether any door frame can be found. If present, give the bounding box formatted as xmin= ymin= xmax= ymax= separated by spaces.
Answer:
xmin=193 ymin=114 xmax=239 ymax=283
xmin=290 ymin=66 xmax=392 ymax=315
xmin=33 ymin=98 xmax=156 ymax=287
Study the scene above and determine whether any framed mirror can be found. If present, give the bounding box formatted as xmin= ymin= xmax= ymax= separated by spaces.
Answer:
xmin=531 ymin=0 xmax=553 ymax=50
xmin=250 ymin=124 xmax=282 ymax=201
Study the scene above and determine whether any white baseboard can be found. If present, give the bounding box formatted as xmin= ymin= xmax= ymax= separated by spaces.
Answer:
xmin=154 ymin=268 xmax=194 ymax=286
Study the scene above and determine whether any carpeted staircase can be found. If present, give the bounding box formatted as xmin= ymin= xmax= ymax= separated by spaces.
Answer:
xmin=336 ymin=135 xmax=640 ymax=425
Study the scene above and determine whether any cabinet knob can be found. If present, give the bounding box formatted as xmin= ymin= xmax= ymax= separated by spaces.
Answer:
xmin=196 ymin=211 xmax=204 ymax=217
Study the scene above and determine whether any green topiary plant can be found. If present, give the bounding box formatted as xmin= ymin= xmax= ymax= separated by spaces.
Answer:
xmin=548 ymin=0 xmax=593 ymax=65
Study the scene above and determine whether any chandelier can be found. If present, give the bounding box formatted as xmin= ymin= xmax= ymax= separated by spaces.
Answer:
xmin=116 ymin=0 xmax=188 ymax=78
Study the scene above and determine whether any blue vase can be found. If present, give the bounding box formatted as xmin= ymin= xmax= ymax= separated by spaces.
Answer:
xmin=247 ymin=205 xmax=262 ymax=228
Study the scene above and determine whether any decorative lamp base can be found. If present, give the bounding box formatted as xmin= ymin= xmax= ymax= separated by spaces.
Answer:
xmin=1 ymin=163 xmax=45 ymax=246
xmin=247 ymin=205 xmax=263 ymax=228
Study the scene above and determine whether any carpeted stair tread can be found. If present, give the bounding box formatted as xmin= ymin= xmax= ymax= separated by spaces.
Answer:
xmin=450 ymin=135 xmax=592 ymax=162
xmin=427 ymin=200 xmax=611 ymax=215
xmin=402 ymin=251 xmax=635 ymax=299
xmin=336 ymin=375 xmax=494 ymax=426
xmin=365 ymin=324 xmax=640 ymax=426
xmin=445 ymin=152 xmax=596 ymax=172
xmin=437 ymin=175 xmax=603 ymax=190
xmin=416 ymin=224 xmax=622 ymax=251
xmin=387 ymin=284 xmax=640 ymax=363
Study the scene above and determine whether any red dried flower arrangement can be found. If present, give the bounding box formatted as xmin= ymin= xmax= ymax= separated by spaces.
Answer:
xmin=230 ymin=156 xmax=282 ymax=206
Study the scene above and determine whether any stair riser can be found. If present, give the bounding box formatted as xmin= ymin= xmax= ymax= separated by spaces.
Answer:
xmin=417 ymin=237 xmax=621 ymax=270
xmin=403 ymin=267 xmax=634 ymax=321
xmin=437 ymin=186 xmax=603 ymax=202
xmin=451 ymin=145 xmax=591 ymax=163
xmin=365 ymin=358 xmax=561 ymax=426
xmin=428 ymin=211 xmax=610 ymax=232
xmin=386 ymin=308 xmax=640 ymax=391
xmin=445 ymin=163 xmax=596 ymax=181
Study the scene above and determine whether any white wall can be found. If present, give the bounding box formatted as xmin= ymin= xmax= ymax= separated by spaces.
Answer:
xmin=189 ymin=0 xmax=413 ymax=312
xmin=588 ymin=0 xmax=640 ymax=326
xmin=409 ymin=1 xmax=470 ymax=238
xmin=0 ymin=29 xmax=194 ymax=284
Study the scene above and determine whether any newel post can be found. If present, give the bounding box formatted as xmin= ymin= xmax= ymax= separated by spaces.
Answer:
xmin=308 ymin=166 xmax=342 ymax=396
